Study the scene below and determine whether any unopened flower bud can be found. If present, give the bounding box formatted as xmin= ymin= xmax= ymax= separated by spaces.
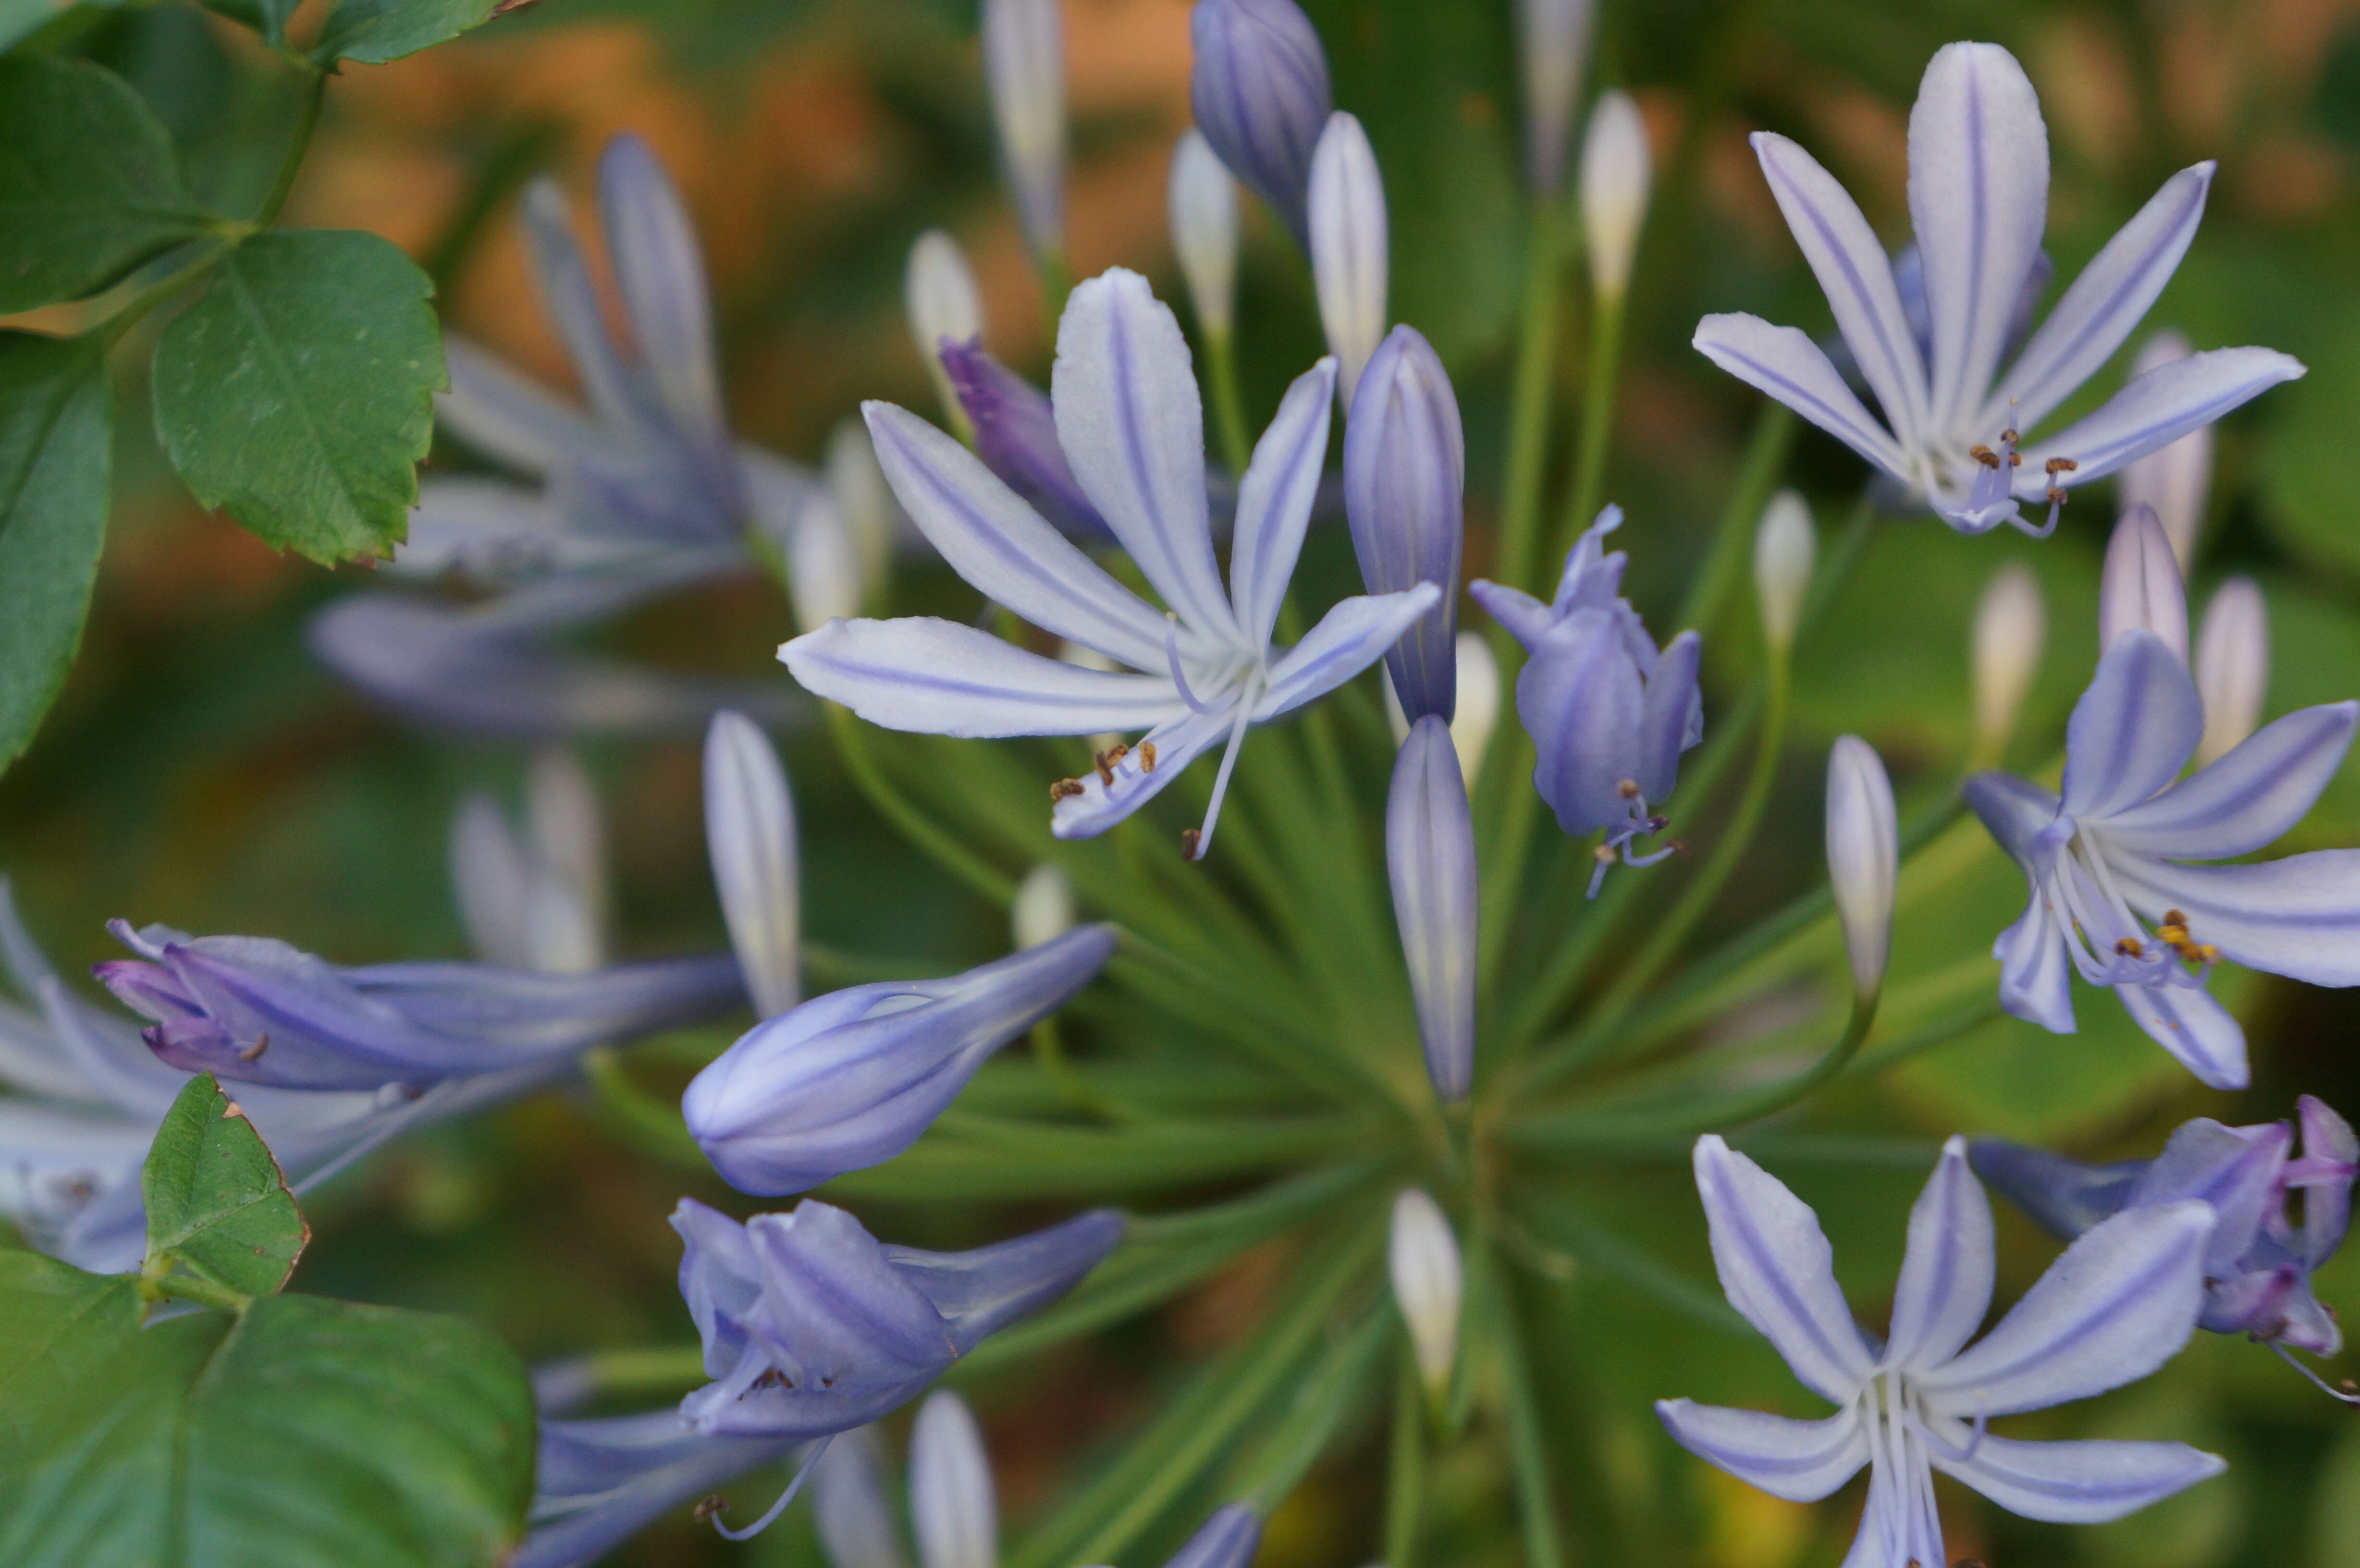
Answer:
xmin=911 ymin=1391 xmax=997 ymax=1568
xmin=1011 ymin=863 xmax=1077 ymax=951
xmin=1168 ymin=128 xmax=1239 ymax=340
xmin=1579 ymin=89 xmax=1651 ymax=303
xmin=2194 ymin=577 xmax=2268 ymax=767
xmin=1387 ymin=717 xmax=1476 ymax=1103
xmin=1308 ymin=112 xmax=1388 ymax=413
xmin=1449 ymin=632 xmax=1500 ymax=780
xmin=2099 ymin=503 xmax=2188 ymax=664
xmin=906 ymin=230 xmax=983 ymax=426
xmin=791 ymin=495 xmax=865 ymax=633
xmin=1751 ymin=489 xmax=1815 ymax=655
xmin=1189 ymin=0 xmax=1333 ymax=248
xmin=1345 ymin=324 xmax=1463 ymax=719
xmin=704 ymin=710 xmax=800 ymax=1018
xmin=527 ymin=746 xmax=609 ymax=973
xmin=1515 ymin=0 xmax=1596 ymax=194
xmin=2117 ymin=331 xmax=2213 ymax=570
xmin=983 ymin=0 xmax=1065 ymax=265
xmin=826 ymin=418 xmax=896 ymax=598
xmin=1971 ymin=562 xmax=2043 ymax=762
xmin=1825 ymin=735 xmax=1897 ymax=1001
xmin=1388 ymin=1188 xmax=1463 ymax=1401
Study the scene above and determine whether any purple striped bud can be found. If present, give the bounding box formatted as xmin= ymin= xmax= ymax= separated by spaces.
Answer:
xmin=1189 ymin=0 xmax=1332 ymax=247
xmin=1345 ymin=325 xmax=1464 ymax=721
xmin=1387 ymin=717 xmax=1477 ymax=1102
xmin=939 ymin=340 xmax=1111 ymax=540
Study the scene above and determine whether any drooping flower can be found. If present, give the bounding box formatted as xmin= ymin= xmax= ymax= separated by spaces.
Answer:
xmin=1693 ymin=42 xmax=2302 ymax=535
xmin=781 ymin=269 xmax=1439 ymax=859
xmin=1973 ymin=1096 xmax=2357 ymax=1358
xmin=683 ymin=927 xmax=1117 ymax=1196
xmin=1387 ymin=717 xmax=1476 ymax=1103
xmin=1470 ymin=507 xmax=1702 ymax=894
xmin=513 ymin=1200 xmax=1121 ymax=1568
xmin=1189 ymin=0 xmax=1333 ymax=247
xmin=1659 ymin=1135 xmax=2225 ymax=1568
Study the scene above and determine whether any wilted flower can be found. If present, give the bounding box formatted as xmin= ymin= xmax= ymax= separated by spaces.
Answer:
xmin=1346 ymin=324 xmax=1465 ymax=722
xmin=1660 ymin=1136 xmax=2225 ymax=1568
xmin=1694 ymin=42 xmax=2302 ymax=534
xmin=1387 ymin=717 xmax=1477 ymax=1102
xmin=1471 ymin=507 xmax=1702 ymax=894
xmin=1189 ymin=0 xmax=1333 ymax=246
xmin=1308 ymin=112 xmax=1389 ymax=412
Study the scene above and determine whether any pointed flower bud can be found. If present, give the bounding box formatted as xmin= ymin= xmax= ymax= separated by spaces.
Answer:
xmin=2099 ymin=503 xmax=2188 ymax=664
xmin=906 ymin=230 xmax=983 ymax=422
xmin=791 ymin=495 xmax=866 ymax=633
xmin=1449 ymin=632 xmax=1500 ymax=780
xmin=813 ymin=1431 xmax=911 ymax=1568
xmin=1345 ymin=325 xmax=1463 ymax=720
xmin=1387 ymin=1188 xmax=1462 ymax=1400
xmin=1387 ymin=717 xmax=1477 ymax=1102
xmin=683 ymin=926 xmax=1117 ymax=1195
xmin=1750 ymin=489 xmax=1814 ymax=655
xmin=1010 ymin=864 xmax=1077 ymax=951
xmin=451 ymin=747 xmax=608 ymax=976
xmin=1970 ymin=562 xmax=2044 ymax=762
xmin=705 ymin=711 xmax=800 ymax=1018
xmin=1824 ymin=736 xmax=1897 ymax=1001
xmin=1515 ymin=0 xmax=1595 ymax=193
xmin=983 ymin=0 xmax=1065 ymax=264
xmin=2117 ymin=331 xmax=2213 ymax=569
xmin=2194 ymin=576 xmax=2268 ymax=767
xmin=911 ymin=1392 xmax=997 ymax=1568
xmin=1308 ymin=112 xmax=1388 ymax=412
xmin=827 ymin=419 xmax=897 ymax=598
xmin=1189 ymin=0 xmax=1333 ymax=247
xmin=1579 ymin=89 xmax=1650 ymax=304
xmin=1168 ymin=129 xmax=1239 ymax=340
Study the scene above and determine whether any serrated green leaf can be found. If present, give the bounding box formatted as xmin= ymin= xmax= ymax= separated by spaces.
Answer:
xmin=0 ymin=331 xmax=111 ymax=776
xmin=141 ymin=1072 xmax=308 ymax=1299
xmin=152 ymin=229 xmax=443 ymax=564
xmin=0 ymin=1250 xmax=536 ymax=1568
xmin=316 ymin=0 xmax=501 ymax=64
xmin=0 ymin=58 xmax=213 ymax=314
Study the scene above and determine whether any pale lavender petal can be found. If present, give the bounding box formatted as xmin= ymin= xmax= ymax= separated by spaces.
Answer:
xmin=1345 ymin=327 xmax=1464 ymax=721
xmin=705 ymin=711 xmax=800 ymax=1018
xmin=2108 ymin=848 xmax=2360 ymax=989
xmin=1691 ymin=314 xmax=1908 ymax=475
xmin=1933 ymin=1433 xmax=2224 ymax=1523
xmin=780 ymin=617 xmax=1189 ymax=738
xmin=1989 ymin=165 xmax=2214 ymax=431
xmin=910 ymin=1391 xmax=995 ymax=1568
xmin=2109 ymin=978 xmax=2247 ymax=1089
xmin=1886 ymin=1137 xmax=1996 ymax=1372
xmin=1634 ymin=629 xmax=1702 ymax=804
xmin=1050 ymin=707 xmax=1237 ymax=841
xmin=1653 ymin=1400 xmax=1868 ymax=1503
xmin=1963 ymin=769 xmax=2063 ymax=864
xmin=1254 ymin=585 xmax=1442 ymax=720
xmin=938 ymin=342 xmax=1112 ymax=541
xmin=392 ymin=479 xmax=640 ymax=584
xmin=519 ymin=177 xmax=652 ymax=438
xmin=862 ymin=403 xmax=1169 ymax=670
xmin=1388 ymin=717 xmax=1477 ymax=1102
xmin=513 ymin=1419 xmax=802 ymax=1568
xmin=2098 ymin=505 xmax=2188 ymax=664
xmin=1966 ymin=1139 xmax=2143 ymax=1240
xmin=1160 ymin=1505 xmax=1262 ymax=1568
xmin=1906 ymin=43 xmax=2050 ymax=433
xmin=1051 ymin=270 xmax=1240 ymax=644
xmin=1692 ymin=1135 xmax=1875 ymax=1403
xmin=598 ymin=134 xmax=725 ymax=446
xmin=2059 ymin=631 xmax=2201 ymax=822
xmin=1917 ymin=1200 xmax=2212 ymax=1416
xmin=813 ymin=1428 xmax=910 ymax=1568
xmin=884 ymin=1207 xmax=1124 ymax=1352
xmin=1467 ymin=578 xmax=1556 ymax=651
xmin=2097 ymin=701 xmax=2357 ymax=858
xmin=2127 ymin=1118 xmax=2288 ymax=1274
xmin=1229 ymin=358 xmax=1338 ymax=649
xmin=1993 ymin=889 xmax=2077 ymax=1033
xmin=1749 ymin=134 xmax=1930 ymax=447
xmin=2298 ymin=1097 xmax=2357 ymax=1267
xmin=437 ymin=336 xmax=599 ymax=474
xmin=2016 ymin=347 xmax=2306 ymax=492
xmin=1517 ymin=611 xmax=1642 ymax=835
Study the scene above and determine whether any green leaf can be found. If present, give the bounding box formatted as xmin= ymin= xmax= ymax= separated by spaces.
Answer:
xmin=316 ymin=0 xmax=501 ymax=64
xmin=152 ymin=229 xmax=443 ymax=565
xmin=0 ymin=331 xmax=111 ymax=775
xmin=0 ymin=58 xmax=213 ymax=314
xmin=141 ymin=1072 xmax=308 ymax=1299
xmin=199 ymin=0 xmax=302 ymax=47
xmin=0 ymin=1250 xmax=536 ymax=1568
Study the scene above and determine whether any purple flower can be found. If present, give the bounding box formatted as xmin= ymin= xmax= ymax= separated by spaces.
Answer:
xmin=1470 ymin=507 xmax=1701 ymax=894
xmin=937 ymin=339 xmax=1111 ymax=540
xmin=1346 ymin=325 xmax=1465 ymax=723
xmin=94 ymin=919 xmax=744 ymax=1092
xmin=1189 ymin=0 xmax=1333 ymax=247
xmin=1693 ymin=41 xmax=2301 ymax=534
xmin=1659 ymin=1135 xmax=2224 ymax=1568
xmin=683 ymin=927 xmax=1116 ymax=1196
xmin=781 ymin=270 xmax=1438 ymax=859
xmin=1387 ymin=717 xmax=1477 ymax=1103
xmin=1973 ymin=1096 xmax=2358 ymax=1356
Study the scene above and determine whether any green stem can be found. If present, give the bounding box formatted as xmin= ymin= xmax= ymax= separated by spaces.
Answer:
xmin=1492 ymin=199 xmax=1567 ymax=600
xmin=827 ymin=704 xmax=1015 ymax=905
xmin=253 ymin=68 xmax=330 ymax=230
xmin=1385 ymin=1346 xmax=1426 ymax=1568
xmin=1204 ymin=328 xmax=1253 ymax=478
xmin=96 ymin=242 xmax=233 ymax=348
xmin=1556 ymin=288 xmax=1626 ymax=552
xmin=1672 ymin=406 xmax=1796 ymax=633
xmin=1035 ymin=246 xmax=1075 ymax=322
xmin=1488 ymin=1250 xmax=1567 ymax=1568
xmin=1027 ymin=1017 xmax=1119 ymax=1121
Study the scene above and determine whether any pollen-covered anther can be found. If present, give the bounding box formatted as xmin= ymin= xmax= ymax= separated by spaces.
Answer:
xmin=2154 ymin=909 xmax=2220 ymax=965
xmin=2114 ymin=936 xmax=2146 ymax=958
xmin=1593 ymin=843 xmax=1618 ymax=866
xmin=2045 ymin=456 xmax=2077 ymax=475
xmin=238 ymin=1032 xmax=270 ymax=1063
xmin=1138 ymin=740 xmax=1157 ymax=772
xmin=1970 ymin=444 xmax=1999 ymax=468
xmin=1049 ymin=777 xmax=1085 ymax=802
xmin=1616 ymin=778 xmax=1642 ymax=800
xmin=1180 ymin=827 xmax=1203 ymax=860
xmin=694 ymin=1495 xmax=728 ymax=1523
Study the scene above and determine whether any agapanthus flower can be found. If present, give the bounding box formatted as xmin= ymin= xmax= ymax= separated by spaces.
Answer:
xmin=1660 ymin=1135 xmax=2225 ymax=1568
xmin=782 ymin=269 xmax=1439 ymax=859
xmin=1470 ymin=507 xmax=1701 ymax=894
xmin=1694 ymin=41 xmax=2302 ymax=535
xmin=514 ymin=1200 xmax=1121 ymax=1568
xmin=1973 ymin=1097 xmax=2357 ymax=1359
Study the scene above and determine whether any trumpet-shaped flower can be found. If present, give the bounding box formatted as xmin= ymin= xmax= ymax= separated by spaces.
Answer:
xmin=1693 ymin=42 xmax=2302 ymax=535
xmin=1973 ymin=1096 xmax=2358 ymax=1358
xmin=782 ymin=270 xmax=1439 ymax=859
xmin=1659 ymin=1136 xmax=2224 ymax=1568
xmin=1470 ymin=507 xmax=1701 ymax=894
xmin=1963 ymin=628 xmax=2360 ymax=1089
xmin=683 ymin=926 xmax=1117 ymax=1195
